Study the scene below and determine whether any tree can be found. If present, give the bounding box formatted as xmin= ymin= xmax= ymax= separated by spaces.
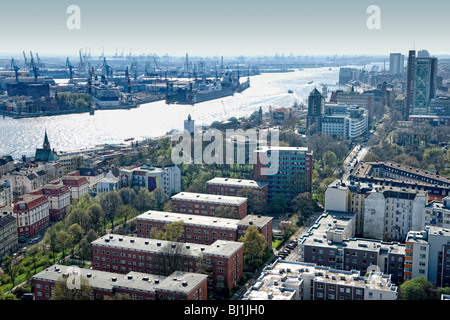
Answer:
xmin=99 ymin=191 xmax=123 ymax=229
xmin=51 ymin=275 xmax=93 ymax=300
xmin=290 ymin=192 xmax=318 ymax=216
xmin=133 ymin=188 xmax=156 ymax=212
xmin=268 ymin=194 xmax=288 ymax=214
xmin=57 ymin=230 xmax=72 ymax=259
xmin=2 ymin=255 xmax=22 ymax=288
xmin=153 ymin=187 xmax=169 ymax=211
xmin=215 ymin=206 xmax=240 ymax=219
xmin=399 ymin=277 xmax=436 ymax=300
xmin=163 ymin=220 xmax=184 ymax=242
xmin=25 ymin=245 xmax=40 ymax=275
xmin=163 ymin=200 xmax=174 ymax=212
xmin=118 ymin=187 xmax=137 ymax=205
xmin=45 ymin=227 xmax=60 ymax=264
xmin=237 ymin=188 xmax=266 ymax=215
xmin=77 ymin=238 xmax=91 ymax=265
xmin=115 ymin=204 xmax=138 ymax=226
xmin=65 ymin=208 xmax=92 ymax=233
xmin=159 ymin=242 xmax=188 ymax=276
xmin=68 ymin=224 xmax=83 ymax=256
xmin=87 ymin=203 xmax=104 ymax=231
xmin=239 ymin=226 xmax=267 ymax=270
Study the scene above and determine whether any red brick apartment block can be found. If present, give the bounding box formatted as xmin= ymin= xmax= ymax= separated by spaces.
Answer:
xmin=32 ymin=264 xmax=208 ymax=300
xmin=171 ymin=192 xmax=248 ymax=219
xmin=91 ymin=234 xmax=243 ymax=292
xmin=207 ymin=177 xmax=268 ymax=201
xmin=136 ymin=210 xmax=273 ymax=249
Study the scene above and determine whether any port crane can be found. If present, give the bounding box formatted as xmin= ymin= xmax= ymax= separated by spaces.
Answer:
xmin=23 ymin=51 xmax=29 ymax=68
xmin=30 ymin=56 xmax=39 ymax=82
xmin=10 ymin=58 xmax=20 ymax=83
xmin=66 ymin=58 xmax=75 ymax=84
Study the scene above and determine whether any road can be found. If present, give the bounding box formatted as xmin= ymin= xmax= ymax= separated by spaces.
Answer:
xmin=342 ymin=144 xmax=370 ymax=180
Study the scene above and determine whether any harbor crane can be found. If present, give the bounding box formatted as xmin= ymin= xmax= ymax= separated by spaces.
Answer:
xmin=10 ymin=58 xmax=20 ymax=83
xmin=23 ymin=51 xmax=29 ymax=68
xmin=30 ymin=56 xmax=39 ymax=82
xmin=66 ymin=57 xmax=74 ymax=84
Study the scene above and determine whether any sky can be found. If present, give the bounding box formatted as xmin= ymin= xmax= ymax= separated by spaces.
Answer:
xmin=0 ymin=0 xmax=449 ymax=58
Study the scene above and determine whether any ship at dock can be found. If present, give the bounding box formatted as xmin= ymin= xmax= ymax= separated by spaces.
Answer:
xmin=165 ymin=70 xmax=250 ymax=105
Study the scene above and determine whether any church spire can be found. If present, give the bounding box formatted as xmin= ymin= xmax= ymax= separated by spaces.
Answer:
xmin=43 ymin=130 xmax=50 ymax=149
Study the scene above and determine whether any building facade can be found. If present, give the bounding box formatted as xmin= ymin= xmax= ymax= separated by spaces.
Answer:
xmin=136 ymin=210 xmax=273 ymax=248
xmin=171 ymin=192 xmax=248 ymax=219
xmin=405 ymin=226 xmax=450 ymax=287
xmin=31 ymin=184 xmax=71 ymax=221
xmin=119 ymin=165 xmax=181 ymax=197
xmin=363 ymin=186 xmax=427 ymax=242
xmin=12 ymin=194 xmax=49 ymax=238
xmin=253 ymin=146 xmax=313 ymax=203
xmin=91 ymin=234 xmax=243 ymax=293
xmin=33 ymin=264 xmax=208 ymax=300
xmin=207 ymin=177 xmax=268 ymax=201
xmin=0 ymin=215 xmax=18 ymax=259
xmin=243 ymin=260 xmax=398 ymax=300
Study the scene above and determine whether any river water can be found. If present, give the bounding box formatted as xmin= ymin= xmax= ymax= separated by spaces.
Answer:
xmin=0 ymin=67 xmax=346 ymax=159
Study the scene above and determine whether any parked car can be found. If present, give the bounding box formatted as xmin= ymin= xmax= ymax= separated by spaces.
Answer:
xmin=18 ymin=237 xmax=27 ymax=243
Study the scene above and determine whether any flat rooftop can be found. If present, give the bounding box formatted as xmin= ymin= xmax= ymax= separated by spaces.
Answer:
xmin=137 ymin=210 xmax=240 ymax=230
xmin=207 ymin=177 xmax=268 ymax=189
xmin=244 ymin=260 xmax=397 ymax=300
xmin=353 ymin=161 xmax=450 ymax=187
xmin=299 ymin=211 xmax=405 ymax=255
xmin=171 ymin=192 xmax=247 ymax=206
xmin=92 ymin=234 xmax=243 ymax=258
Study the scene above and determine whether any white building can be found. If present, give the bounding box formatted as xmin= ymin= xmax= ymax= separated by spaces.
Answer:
xmin=321 ymin=106 xmax=368 ymax=139
xmin=119 ymin=165 xmax=181 ymax=197
xmin=0 ymin=180 xmax=13 ymax=208
xmin=243 ymin=260 xmax=398 ymax=300
xmin=363 ymin=186 xmax=427 ymax=242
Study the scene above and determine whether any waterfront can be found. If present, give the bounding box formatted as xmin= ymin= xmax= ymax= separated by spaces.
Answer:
xmin=0 ymin=67 xmax=345 ymax=159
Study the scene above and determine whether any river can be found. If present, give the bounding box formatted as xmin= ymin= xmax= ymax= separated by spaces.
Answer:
xmin=0 ymin=67 xmax=347 ymax=159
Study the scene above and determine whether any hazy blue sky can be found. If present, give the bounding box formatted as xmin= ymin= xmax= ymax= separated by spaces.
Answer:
xmin=0 ymin=0 xmax=448 ymax=57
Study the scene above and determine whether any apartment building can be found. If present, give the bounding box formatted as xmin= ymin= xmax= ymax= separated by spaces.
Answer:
xmin=207 ymin=177 xmax=268 ymax=201
xmin=91 ymin=234 xmax=243 ymax=293
xmin=0 ymin=215 xmax=18 ymax=259
xmin=11 ymin=194 xmax=49 ymax=238
xmin=136 ymin=210 xmax=272 ymax=248
xmin=119 ymin=165 xmax=181 ymax=197
xmin=33 ymin=264 xmax=208 ymax=300
xmin=423 ymin=196 xmax=450 ymax=229
xmin=325 ymin=179 xmax=376 ymax=236
xmin=405 ymin=226 xmax=450 ymax=287
xmin=363 ymin=185 xmax=427 ymax=242
xmin=60 ymin=175 xmax=89 ymax=201
xmin=243 ymin=260 xmax=398 ymax=300
xmin=0 ymin=179 xmax=13 ymax=208
xmin=350 ymin=161 xmax=450 ymax=202
xmin=253 ymin=146 xmax=313 ymax=203
xmin=171 ymin=192 xmax=248 ymax=219
xmin=297 ymin=211 xmax=406 ymax=284
xmin=31 ymin=184 xmax=71 ymax=221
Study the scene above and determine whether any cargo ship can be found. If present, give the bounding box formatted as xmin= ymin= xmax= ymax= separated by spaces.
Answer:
xmin=165 ymin=71 xmax=250 ymax=105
